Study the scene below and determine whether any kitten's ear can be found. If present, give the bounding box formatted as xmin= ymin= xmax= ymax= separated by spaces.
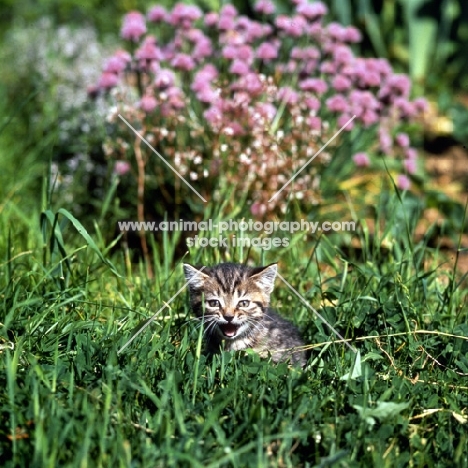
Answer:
xmin=250 ymin=263 xmax=277 ymax=295
xmin=183 ymin=263 xmax=208 ymax=290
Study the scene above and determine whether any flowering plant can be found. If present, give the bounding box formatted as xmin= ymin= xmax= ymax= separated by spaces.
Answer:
xmin=91 ymin=1 xmax=427 ymax=216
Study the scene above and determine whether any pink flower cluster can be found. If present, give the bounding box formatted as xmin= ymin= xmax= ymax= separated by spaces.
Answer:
xmin=93 ymin=1 xmax=427 ymax=213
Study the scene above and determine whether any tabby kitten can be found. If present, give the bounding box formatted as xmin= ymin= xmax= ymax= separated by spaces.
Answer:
xmin=183 ymin=262 xmax=306 ymax=366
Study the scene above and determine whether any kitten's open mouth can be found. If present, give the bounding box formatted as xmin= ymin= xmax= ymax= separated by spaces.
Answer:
xmin=219 ymin=323 xmax=239 ymax=338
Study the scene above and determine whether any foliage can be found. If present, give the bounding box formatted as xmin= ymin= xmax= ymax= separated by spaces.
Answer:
xmin=261 ymin=0 xmax=468 ymax=92
xmin=0 ymin=0 xmax=183 ymax=37
xmin=91 ymin=1 xmax=427 ymax=222
xmin=0 ymin=18 xmax=117 ymax=221
xmin=452 ymin=101 xmax=468 ymax=146
xmin=0 ymin=191 xmax=467 ymax=467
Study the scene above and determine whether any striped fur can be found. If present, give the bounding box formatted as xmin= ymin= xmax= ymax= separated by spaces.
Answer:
xmin=183 ymin=262 xmax=306 ymax=366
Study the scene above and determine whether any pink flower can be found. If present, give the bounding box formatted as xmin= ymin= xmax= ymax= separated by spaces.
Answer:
xmin=291 ymin=47 xmax=304 ymax=59
xmin=135 ymin=38 xmax=163 ymax=61
xmin=277 ymin=87 xmax=299 ymax=104
xmin=256 ymin=42 xmax=278 ymax=60
xmin=235 ymin=16 xmax=250 ymax=30
xmin=218 ymin=15 xmax=235 ymax=30
xmin=196 ymin=87 xmax=218 ymax=103
xmin=405 ymin=147 xmax=418 ymax=160
xmin=344 ymin=58 xmax=364 ymax=78
xmin=140 ymin=95 xmax=157 ymax=113
xmin=349 ymin=91 xmax=380 ymax=125
xmin=220 ymin=4 xmax=237 ymax=17
xmin=276 ymin=60 xmax=297 ymax=73
xmin=236 ymin=45 xmax=254 ymax=62
xmin=255 ymin=102 xmax=277 ymax=121
xmin=147 ymin=6 xmax=167 ymax=23
xmin=121 ymin=11 xmax=146 ymax=41
xmin=192 ymin=75 xmax=215 ymax=93
xmin=193 ymin=64 xmax=218 ymax=85
xmin=249 ymin=22 xmax=271 ymax=41
xmin=307 ymin=116 xmax=321 ymax=130
xmin=166 ymin=86 xmax=185 ymax=109
xmin=372 ymin=58 xmax=392 ymax=76
xmin=320 ymin=61 xmax=337 ymax=74
xmin=303 ymin=46 xmax=320 ymax=60
xmin=233 ymin=92 xmax=251 ymax=107
xmin=299 ymin=78 xmax=328 ymax=94
xmin=254 ymin=0 xmax=276 ymax=14
xmin=395 ymin=133 xmax=410 ymax=148
xmin=222 ymin=45 xmax=237 ymax=59
xmin=333 ymin=45 xmax=353 ymax=65
xmin=349 ymin=90 xmax=379 ymax=110
xmin=158 ymin=44 xmax=176 ymax=62
xmin=114 ymin=161 xmax=131 ymax=176
xmin=168 ymin=4 xmax=202 ymax=28
xmin=360 ymin=110 xmax=379 ymax=127
xmin=327 ymin=22 xmax=347 ymax=41
xmin=275 ymin=14 xmax=306 ymax=36
xmin=159 ymin=104 xmax=175 ymax=118
xmin=413 ymin=97 xmax=429 ymax=113
xmin=351 ymin=58 xmax=390 ymax=87
xmin=184 ymin=28 xmax=205 ymax=43
xmin=379 ymin=74 xmax=411 ymax=100
xmin=204 ymin=12 xmax=218 ymax=26
xmin=305 ymin=96 xmax=321 ymax=111
xmin=234 ymin=73 xmax=263 ymax=95
xmin=337 ymin=114 xmax=355 ymax=130
xmin=352 ymin=152 xmax=370 ymax=167
xmin=404 ymin=159 xmax=417 ymax=174
xmin=251 ymin=202 xmax=266 ymax=216
xmin=332 ymin=75 xmax=351 ymax=91
xmin=193 ymin=37 xmax=213 ymax=58
xmin=394 ymin=97 xmax=416 ymax=118
xmin=326 ymin=95 xmax=348 ymax=113
xmin=114 ymin=49 xmax=132 ymax=63
xmin=362 ymin=71 xmax=381 ymax=87
xmin=171 ymin=53 xmax=195 ymax=71
xmin=397 ymin=174 xmax=411 ymax=190
xmin=204 ymin=105 xmax=223 ymax=126
xmin=275 ymin=15 xmax=292 ymax=29
xmin=98 ymin=72 xmax=119 ymax=89
xmin=302 ymin=60 xmax=319 ymax=75
xmin=103 ymin=56 xmax=127 ymax=74
xmin=154 ymin=69 xmax=175 ymax=88
xmin=306 ymin=21 xmax=325 ymax=39
xmin=229 ymin=59 xmax=250 ymax=74
xmin=223 ymin=122 xmax=244 ymax=136
xmin=379 ymin=128 xmax=393 ymax=154
xmin=343 ymin=26 xmax=362 ymax=43
xmin=296 ymin=2 xmax=328 ymax=20
xmin=390 ymin=74 xmax=412 ymax=95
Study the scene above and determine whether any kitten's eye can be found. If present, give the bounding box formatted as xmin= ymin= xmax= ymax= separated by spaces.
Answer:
xmin=207 ymin=300 xmax=220 ymax=307
xmin=238 ymin=300 xmax=250 ymax=308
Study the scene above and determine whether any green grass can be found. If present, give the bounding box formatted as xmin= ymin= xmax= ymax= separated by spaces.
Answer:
xmin=1 ymin=183 xmax=467 ymax=467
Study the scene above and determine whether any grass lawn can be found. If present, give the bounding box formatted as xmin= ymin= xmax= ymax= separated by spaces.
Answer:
xmin=1 ymin=186 xmax=467 ymax=467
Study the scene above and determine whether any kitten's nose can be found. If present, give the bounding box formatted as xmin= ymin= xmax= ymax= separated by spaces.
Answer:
xmin=223 ymin=314 xmax=234 ymax=322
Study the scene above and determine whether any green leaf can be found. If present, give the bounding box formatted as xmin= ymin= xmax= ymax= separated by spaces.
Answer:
xmin=340 ymin=350 xmax=362 ymax=380
xmin=56 ymin=208 xmax=121 ymax=277
xmin=399 ymin=0 xmax=438 ymax=82
xmin=353 ymin=401 xmax=410 ymax=426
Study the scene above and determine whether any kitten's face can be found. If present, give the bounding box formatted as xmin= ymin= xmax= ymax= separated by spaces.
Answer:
xmin=183 ymin=263 xmax=277 ymax=340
